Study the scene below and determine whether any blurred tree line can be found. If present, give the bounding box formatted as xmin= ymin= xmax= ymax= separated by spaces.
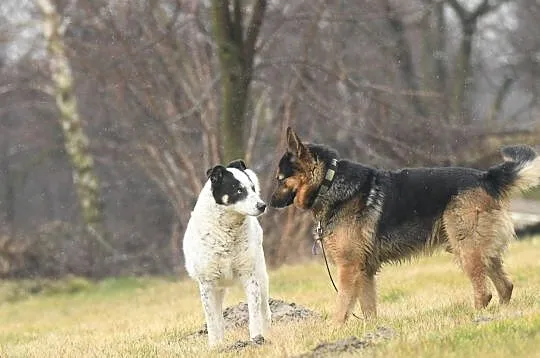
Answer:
xmin=0 ymin=0 xmax=539 ymax=278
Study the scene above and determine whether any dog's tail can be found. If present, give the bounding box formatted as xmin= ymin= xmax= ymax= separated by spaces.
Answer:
xmin=484 ymin=145 xmax=540 ymax=198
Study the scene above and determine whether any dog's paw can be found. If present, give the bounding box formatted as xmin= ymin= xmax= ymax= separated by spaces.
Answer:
xmin=252 ymin=335 xmax=265 ymax=345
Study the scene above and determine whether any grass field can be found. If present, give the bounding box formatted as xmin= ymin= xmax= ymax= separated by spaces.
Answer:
xmin=1 ymin=238 xmax=540 ymax=357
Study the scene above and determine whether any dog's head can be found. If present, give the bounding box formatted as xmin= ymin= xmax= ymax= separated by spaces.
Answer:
xmin=206 ymin=159 xmax=267 ymax=216
xmin=270 ymin=127 xmax=337 ymax=210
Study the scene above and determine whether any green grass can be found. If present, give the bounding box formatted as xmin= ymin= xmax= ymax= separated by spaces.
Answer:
xmin=1 ymin=238 xmax=540 ymax=357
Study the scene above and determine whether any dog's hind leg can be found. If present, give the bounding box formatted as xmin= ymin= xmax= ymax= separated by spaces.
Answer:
xmin=444 ymin=202 xmax=493 ymax=309
xmin=485 ymin=213 xmax=514 ymax=304
xmin=447 ymin=228 xmax=493 ymax=309
xmin=240 ymin=273 xmax=265 ymax=342
xmin=487 ymin=256 xmax=513 ymax=304
xmin=448 ymin=229 xmax=492 ymax=309
xmin=198 ymin=281 xmax=225 ymax=346
xmin=459 ymin=246 xmax=492 ymax=309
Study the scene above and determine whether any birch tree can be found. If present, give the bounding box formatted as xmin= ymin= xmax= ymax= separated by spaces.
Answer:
xmin=36 ymin=0 xmax=112 ymax=252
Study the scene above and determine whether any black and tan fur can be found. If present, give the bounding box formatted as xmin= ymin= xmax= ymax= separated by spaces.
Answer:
xmin=270 ymin=127 xmax=540 ymax=323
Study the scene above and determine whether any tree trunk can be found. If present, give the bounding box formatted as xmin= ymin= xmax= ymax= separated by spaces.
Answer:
xmin=36 ymin=0 xmax=112 ymax=252
xmin=0 ymin=139 xmax=15 ymax=237
xmin=447 ymin=0 xmax=506 ymax=124
xmin=452 ymin=24 xmax=474 ymax=123
xmin=385 ymin=0 xmax=427 ymax=117
xmin=434 ymin=2 xmax=447 ymax=99
xmin=210 ymin=0 xmax=267 ymax=163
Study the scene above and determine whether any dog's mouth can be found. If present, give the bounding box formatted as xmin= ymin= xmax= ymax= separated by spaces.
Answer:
xmin=269 ymin=190 xmax=295 ymax=208
xmin=240 ymin=201 xmax=267 ymax=217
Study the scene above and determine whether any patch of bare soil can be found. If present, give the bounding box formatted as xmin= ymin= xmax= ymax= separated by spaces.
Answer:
xmin=293 ymin=326 xmax=395 ymax=358
xmin=183 ymin=297 xmax=320 ymax=341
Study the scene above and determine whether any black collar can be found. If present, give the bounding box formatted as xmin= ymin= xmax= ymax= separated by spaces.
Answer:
xmin=312 ymin=158 xmax=338 ymax=204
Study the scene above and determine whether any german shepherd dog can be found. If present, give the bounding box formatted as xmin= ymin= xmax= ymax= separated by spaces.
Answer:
xmin=270 ymin=127 xmax=540 ymax=323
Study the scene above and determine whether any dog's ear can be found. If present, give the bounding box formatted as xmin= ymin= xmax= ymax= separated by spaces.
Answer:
xmin=286 ymin=127 xmax=309 ymax=160
xmin=227 ymin=159 xmax=247 ymax=171
xmin=208 ymin=165 xmax=227 ymax=185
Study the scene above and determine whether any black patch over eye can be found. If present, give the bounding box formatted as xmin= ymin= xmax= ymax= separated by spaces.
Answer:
xmin=211 ymin=170 xmax=248 ymax=205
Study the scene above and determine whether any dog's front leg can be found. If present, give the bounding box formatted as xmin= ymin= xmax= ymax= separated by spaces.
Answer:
xmin=240 ymin=273 xmax=264 ymax=343
xmin=357 ymin=271 xmax=377 ymax=319
xmin=259 ymin=270 xmax=272 ymax=334
xmin=334 ymin=263 xmax=362 ymax=325
xmin=198 ymin=281 xmax=224 ymax=346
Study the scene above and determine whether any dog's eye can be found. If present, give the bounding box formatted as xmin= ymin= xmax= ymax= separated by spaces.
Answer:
xmin=237 ymin=188 xmax=243 ymax=194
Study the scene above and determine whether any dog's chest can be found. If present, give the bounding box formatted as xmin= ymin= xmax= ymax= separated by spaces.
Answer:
xmin=191 ymin=221 xmax=256 ymax=281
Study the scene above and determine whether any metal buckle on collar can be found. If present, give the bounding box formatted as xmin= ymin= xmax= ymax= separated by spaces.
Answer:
xmin=316 ymin=221 xmax=323 ymax=238
xmin=312 ymin=221 xmax=323 ymax=255
xmin=311 ymin=158 xmax=338 ymax=210
xmin=318 ymin=158 xmax=337 ymax=196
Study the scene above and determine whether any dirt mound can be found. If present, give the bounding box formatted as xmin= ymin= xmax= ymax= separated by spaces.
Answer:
xmin=184 ymin=297 xmax=320 ymax=339
xmin=222 ymin=297 xmax=321 ymax=329
xmin=221 ymin=334 xmax=266 ymax=352
xmin=294 ymin=326 xmax=395 ymax=357
xmin=183 ymin=300 xmax=395 ymax=355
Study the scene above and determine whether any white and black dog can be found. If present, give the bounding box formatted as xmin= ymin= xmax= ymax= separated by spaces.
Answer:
xmin=183 ymin=159 xmax=271 ymax=346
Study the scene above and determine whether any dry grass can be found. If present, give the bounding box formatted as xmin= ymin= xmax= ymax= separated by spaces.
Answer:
xmin=1 ymin=238 xmax=540 ymax=357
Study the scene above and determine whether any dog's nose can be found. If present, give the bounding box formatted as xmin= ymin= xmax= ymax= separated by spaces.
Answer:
xmin=257 ymin=202 xmax=267 ymax=212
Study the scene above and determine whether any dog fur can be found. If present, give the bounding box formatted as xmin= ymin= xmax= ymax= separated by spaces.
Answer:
xmin=183 ymin=160 xmax=271 ymax=346
xmin=270 ymin=127 xmax=540 ymax=323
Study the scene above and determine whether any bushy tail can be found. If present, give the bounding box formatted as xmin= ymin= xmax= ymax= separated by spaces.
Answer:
xmin=485 ymin=145 xmax=540 ymax=198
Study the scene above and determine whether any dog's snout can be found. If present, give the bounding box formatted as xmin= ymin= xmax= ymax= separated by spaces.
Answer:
xmin=256 ymin=202 xmax=267 ymax=212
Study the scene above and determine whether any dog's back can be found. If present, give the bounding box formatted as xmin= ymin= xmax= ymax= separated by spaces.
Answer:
xmin=380 ymin=167 xmax=482 ymax=228
xmin=376 ymin=167 xmax=483 ymax=258
xmin=377 ymin=146 xmax=540 ymax=261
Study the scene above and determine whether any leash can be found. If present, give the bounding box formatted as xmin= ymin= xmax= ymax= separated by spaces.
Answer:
xmin=309 ymin=159 xmax=363 ymax=321
xmin=314 ymin=221 xmax=363 ymax=321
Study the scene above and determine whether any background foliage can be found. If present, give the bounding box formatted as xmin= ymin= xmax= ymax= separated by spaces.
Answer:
xmin=0 ymin=0 xmax=539 ymax=277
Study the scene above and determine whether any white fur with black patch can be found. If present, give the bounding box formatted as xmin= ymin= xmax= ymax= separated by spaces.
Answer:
xmin=183 ymin=168 xmax=271 ymax=347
